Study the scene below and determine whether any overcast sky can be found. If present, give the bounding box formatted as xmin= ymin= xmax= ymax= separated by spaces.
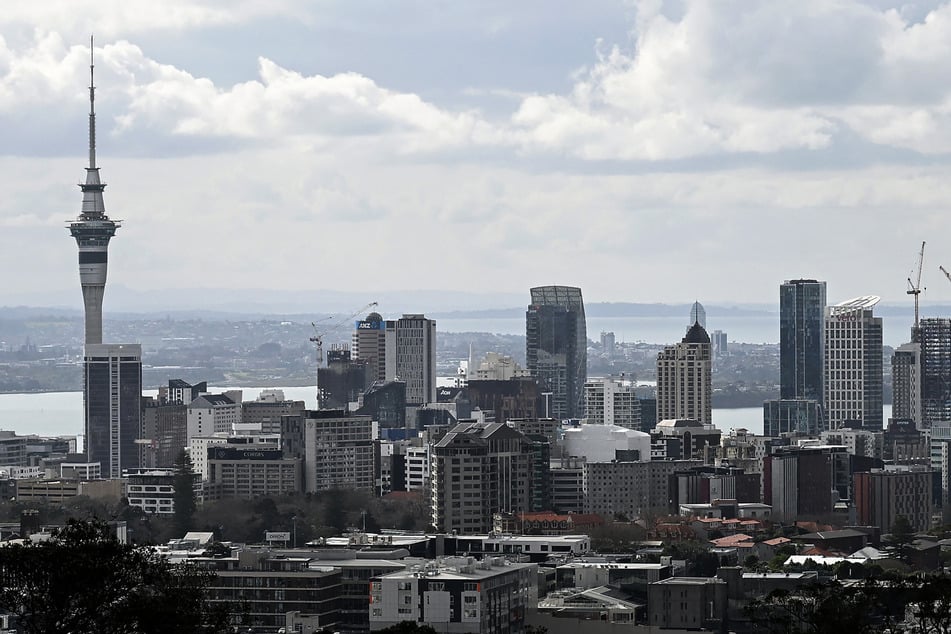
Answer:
xmin=4 ymin=0 xmax=951 ymax=311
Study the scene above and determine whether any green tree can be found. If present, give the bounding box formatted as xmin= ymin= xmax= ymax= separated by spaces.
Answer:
xmin=0 ymin=518 xmax=229 ymax=634
xmin=887 ymin=514 xmax=917 ymax=562
xmin=173 ymin=450 xmax=198 ymax=537
xmin=377 ymin=623 xmax=438 ymax=634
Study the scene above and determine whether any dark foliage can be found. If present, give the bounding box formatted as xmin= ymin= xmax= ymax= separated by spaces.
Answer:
xmin=0 ymin=518 xmax=229 ymax=634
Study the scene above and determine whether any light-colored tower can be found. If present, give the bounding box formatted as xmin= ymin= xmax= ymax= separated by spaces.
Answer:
xmin=384 ymin=314 xmax=436 ymax=405
xmin=656 ymin=322 xmax=712 ymax=425
xmin=68 ymin=38 xmax=119 ymax=346
xmin=823 ymin=296 xmax=883 ymax=431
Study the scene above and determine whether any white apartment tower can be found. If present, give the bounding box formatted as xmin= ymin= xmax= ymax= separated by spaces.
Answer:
xmin=583 ymin=378 xmax=642 ymax=430
xmin=823 ymin=296 xmax=884 ymax=431
xmin=656 ymin=323 xmax=712 ymax=425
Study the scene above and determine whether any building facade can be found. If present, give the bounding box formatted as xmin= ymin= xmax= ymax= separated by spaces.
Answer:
xmin=918 ymin=318 xmax=951 ymax=429
xmin=526 ymin=286 xmax=587 ymax=420
xmin=892 ymin=342 xmax=922 ymax=427
xmin=384 ymin=314 xmax=436 ymax=406
xmin=854 ymin=466 xmax=933 ymax=532
xmin=763 ymin=399 xmax=822 ymax=436
xmin=583 ymin=378 xmax=642 ymax=430
xmin=303 ymin=410 xmax=375 ymax=493
xmin=656 ymin=323 xmax=712 ymax=425
xmin=431 ymin=422 xmax=534 ymax=534
xmin=83 ymin=343 xmax=142 ymax=478
xmin=823 ymin=296 xmax=883 ymax=431
xmin=780 ymin=279 xmax=827 ymax=404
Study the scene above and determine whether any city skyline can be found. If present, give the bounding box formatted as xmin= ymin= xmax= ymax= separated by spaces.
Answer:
xmin=5 ymin=3 xmax=951 ymax=307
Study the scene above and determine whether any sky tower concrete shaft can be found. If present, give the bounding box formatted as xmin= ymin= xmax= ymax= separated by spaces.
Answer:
xmin=67 ymin=37 xmax=119 ymax=346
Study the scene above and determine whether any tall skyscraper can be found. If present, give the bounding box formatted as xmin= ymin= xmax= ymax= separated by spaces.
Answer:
xmin=917 ymin=318 xmax=951 ymax=428
xmin=84 ymin=344 xmax=142 ymax=478
xmin=526 ymin=286 xmax=587 ymax=420
xmin=68 ymin=41 xmax=119 ymax=346
xmin=384 ymin=314 xmax=436 ymax=406
xmin=69 ymin=43 xmax=142 ymax=476
xmin=780 ymin=279 xmax=826 ymax=404
xmin=656 ymin=322 xmax=712 ymax=425
xmin=823 ymin=296 xmax=883 ymax=431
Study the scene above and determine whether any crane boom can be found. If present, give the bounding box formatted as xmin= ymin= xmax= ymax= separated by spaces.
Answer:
xmin=907 ymin=241 xmax=926 ymax=330
xmin=941 ymin=265 xmax=951 ymax=284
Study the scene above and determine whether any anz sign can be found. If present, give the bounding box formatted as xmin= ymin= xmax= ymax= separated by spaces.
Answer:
xmin=356 ymin=320 xmax=384 ymax=330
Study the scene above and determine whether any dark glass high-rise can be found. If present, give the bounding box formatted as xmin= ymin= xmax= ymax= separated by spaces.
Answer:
xmin=526 ymin=286 xmax=586 ymax=420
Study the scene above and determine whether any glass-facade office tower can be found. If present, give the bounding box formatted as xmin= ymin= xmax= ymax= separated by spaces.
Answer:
xmin=84 ymin=344 xmax=142 ymax=478
xmin=526 ymin=286 xmax=587 ymax=420
xmin=823 ymin=296 xmax=883 ymax=431
xmin=780 ymin=279 xmax=826 ymax=404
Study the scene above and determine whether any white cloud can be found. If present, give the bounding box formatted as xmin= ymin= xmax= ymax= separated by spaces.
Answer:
xmin=513 ymin=0 xmax=951 ymax=159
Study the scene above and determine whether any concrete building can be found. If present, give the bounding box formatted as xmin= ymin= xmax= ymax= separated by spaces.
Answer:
xmin=584 ymin=459 xmax=702 ymax=519
xmin=187 ymin=392 xmax=242 ymax=439
xmin=854 ymin=466 xmax=933 ymax=532
xmin=656 ymin=323 xmax=712 ymax=425
xmin=583 ymin=378 xmax=642 ymax=430
xmin=648 ymin=576 xmax=727 ymax=630
xmin=83 ymin=343 xmax=142 ymax=478
xmin=384 ymin=314 xmax=436 ymax=406
xmin=141 ymin=397 xmax=187 ymax=468
xmin=469 ymin=352 xmax=531 ymax=381
xmin=125 ymin=468 xmax=175 ymax=515
xmin=652 ymin=419 xmax=721 ymax=461
xmin=823 ymin=296 xmax=883 ymax=431
xmin=205 ymin=445 xmax=301 ymax=501
xmin=465 ymin=378 xmax=542 ymax=424
xmin=526 ymin=286 xmax=587 ymax=420
xmin=431 ymin=421 xmax=534 ymax=534
xmin=369 ymin=557 xmax=537 ymax=633
xmin=712 ymin=329 xmax=728 ymax=357
xmin=550 ymin=457 xmax=586 ymax=514
xmin=820 ymin=427 xmax=883 ymax=461
xmin=892 ymin=342 xmax=922 ymax=428
xmin=199 ymin=551 xmax=342 ymax=632
xmin=163 ymin=379 xmax=207 ymax=406
xmin=764 ymin=444 xmax=851 ymax=523
xmin=241 ymin=391 xmax=306 ymax=435
xmin=763 ymin=399 xmax=822 ymax=437
xmin=780 ymin=279 xmax=827 ymax=405
xmin=303 ymin=410 xmax=375 ymax=493
xmin=404 ymin=444 xmax=430 ymax=492
xmin=563 ymin=423 xmax=652 ymax=463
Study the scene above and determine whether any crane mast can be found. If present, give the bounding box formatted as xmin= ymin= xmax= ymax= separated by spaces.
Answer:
xmin=907 ymin=241 xmax=926 ymax=331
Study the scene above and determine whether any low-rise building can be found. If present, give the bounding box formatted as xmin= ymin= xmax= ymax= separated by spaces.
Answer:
xmin=369 ymin=557 xmax=537 ymax=633
xmin=126 ymin=468 xmax=175 ymax=515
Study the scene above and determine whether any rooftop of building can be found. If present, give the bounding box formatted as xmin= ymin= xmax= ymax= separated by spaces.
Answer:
xmin=683 ymin=321 xmax=711 ymax=344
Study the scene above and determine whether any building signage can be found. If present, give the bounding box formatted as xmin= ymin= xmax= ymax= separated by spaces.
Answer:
xmin=356 ymin=320 xmax=384 ymax=330
xmin=265 ymin=531 xmax=291 ymax=541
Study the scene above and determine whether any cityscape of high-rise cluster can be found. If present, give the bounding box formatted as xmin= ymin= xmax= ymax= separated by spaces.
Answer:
xmin=6 ymin=23 xmax=951 ymax=634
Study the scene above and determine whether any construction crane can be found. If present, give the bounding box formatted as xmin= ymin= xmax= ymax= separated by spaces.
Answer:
xmin=907 ymin=241 xmax=926 ymax=331
xmin=941 ymin=265 xmax=951 ymax=285
xmin=310 ymin=301 xmax=378 ymax=408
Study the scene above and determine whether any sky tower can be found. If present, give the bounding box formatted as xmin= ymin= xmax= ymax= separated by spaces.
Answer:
xmin=68 ymin=37 xmax=119 ymax=346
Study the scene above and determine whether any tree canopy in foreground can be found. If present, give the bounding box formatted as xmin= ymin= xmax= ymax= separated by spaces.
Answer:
xmin=0 ymin=518 xmax=229 ymax=634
